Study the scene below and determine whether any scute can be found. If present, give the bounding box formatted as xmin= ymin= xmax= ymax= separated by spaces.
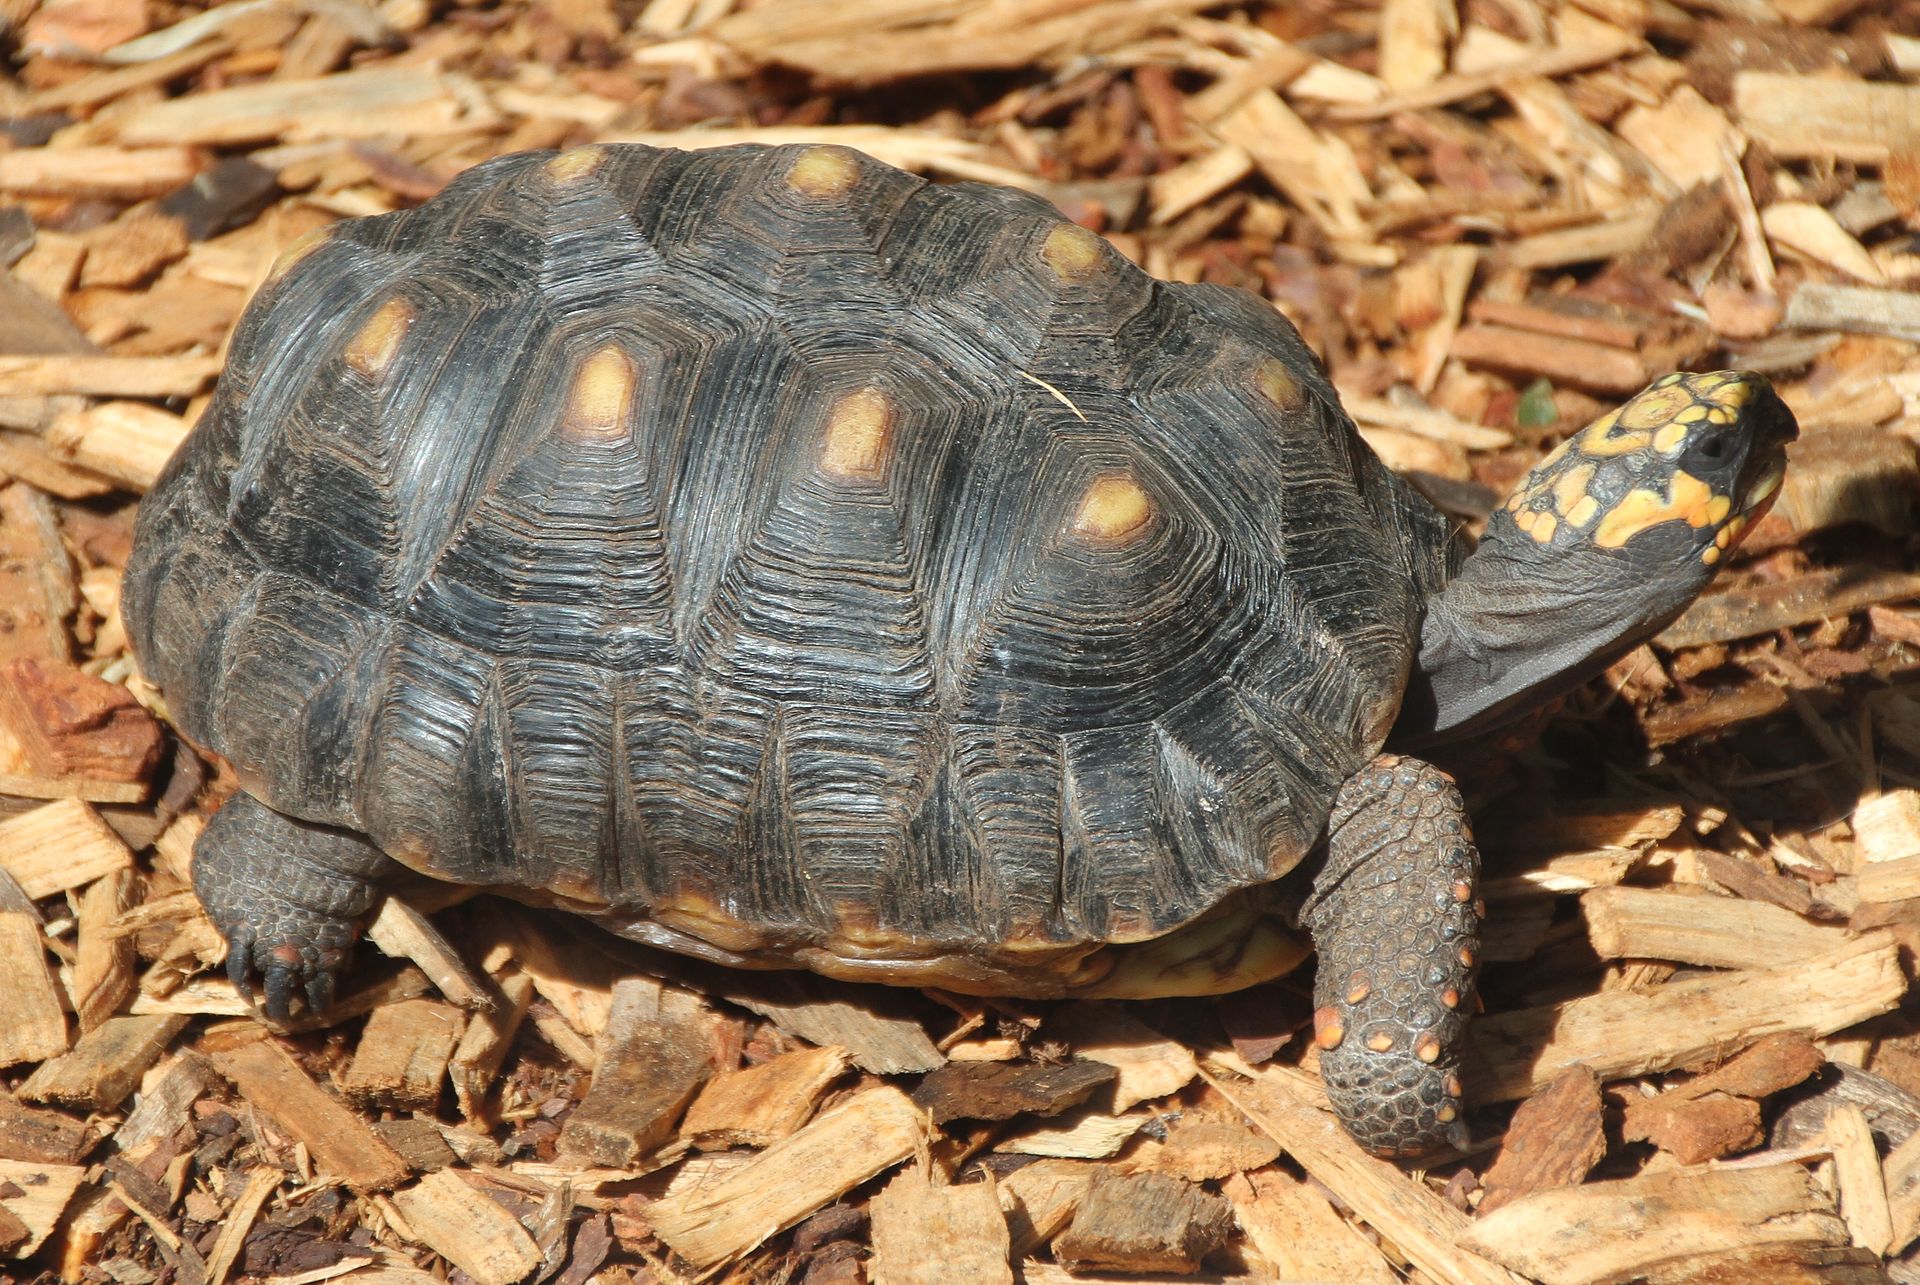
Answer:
xmin=123 ymin=142 xmax=1437 ymax=982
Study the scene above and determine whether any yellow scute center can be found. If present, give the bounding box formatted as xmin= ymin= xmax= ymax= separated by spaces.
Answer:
xmin=818 ymin=387 xmax=895 ymax=480
xmin=1072 ymin=473 xmax=1155 ymax=542
xmin=342 ymin=298 xmax=414 ymax=379
xmin=558 ymin=344 xmax=636 ymax=440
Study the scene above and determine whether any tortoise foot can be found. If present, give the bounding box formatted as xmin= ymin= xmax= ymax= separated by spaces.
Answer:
xmin=193 ymin=792 xmax=398 ymax=1020
xmin=1304 ymin=754 xmax=1481 ymax=1157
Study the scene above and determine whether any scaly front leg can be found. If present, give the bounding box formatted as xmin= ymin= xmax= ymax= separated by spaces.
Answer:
xmin=1301 ymin=753 xmax=1482 ymax=1157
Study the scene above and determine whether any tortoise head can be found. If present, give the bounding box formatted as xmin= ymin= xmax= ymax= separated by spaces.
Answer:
xmin=1401 ymin=371 xmax=1797 ymax=743
xmin=1498 ymin=370 xmax=1795 ymax=575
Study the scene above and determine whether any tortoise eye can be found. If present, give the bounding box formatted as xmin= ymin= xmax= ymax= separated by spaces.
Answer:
xmin=1693 ymin=434 xmax=1731 ymax=461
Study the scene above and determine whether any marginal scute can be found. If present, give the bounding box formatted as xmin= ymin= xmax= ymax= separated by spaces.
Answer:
xmin=1042 ymin=222 xmax=1105 ymax=280
xmin=557 ymin=344 xmax=637 ymax=441
xmin=786 ymin=145 xmax=861 ymax=198
xmin=1070 ymin=472 xmax=1155 ymax=543
xmin=816 ymin=386 xmax=895 ymax=481
xmin=342 ymin=297 xmax=413 ymax=380
xmin=545 ymin=145 xmax=608 ymax=185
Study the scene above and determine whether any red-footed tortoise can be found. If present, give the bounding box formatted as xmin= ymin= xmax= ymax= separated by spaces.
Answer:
xmin=123 ymin=142 xmax=1795 ymax=1156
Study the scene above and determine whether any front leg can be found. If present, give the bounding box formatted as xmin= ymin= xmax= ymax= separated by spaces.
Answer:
xmin=193 ymin=791 xmax=401 ymax=1019
xmin=1301 ymin=754 xmax=1481 ymax=1157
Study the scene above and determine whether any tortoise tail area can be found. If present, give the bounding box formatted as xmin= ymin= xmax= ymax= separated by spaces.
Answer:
xmin=1302 ymin=753 xmax=1480 ymax=1157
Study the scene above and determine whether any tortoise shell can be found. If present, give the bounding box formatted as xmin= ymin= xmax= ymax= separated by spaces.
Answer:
xmin=123 ymin=142 xmax=1457 ymax=995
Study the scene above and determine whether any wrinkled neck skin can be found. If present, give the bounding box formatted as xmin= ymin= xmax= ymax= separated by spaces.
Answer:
xmin=1393 ymin=532 xmax=1702 ymax=748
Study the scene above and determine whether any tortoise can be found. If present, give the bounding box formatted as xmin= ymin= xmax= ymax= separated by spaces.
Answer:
xmin=123 ymin=141 xmax=1795 ymax=1156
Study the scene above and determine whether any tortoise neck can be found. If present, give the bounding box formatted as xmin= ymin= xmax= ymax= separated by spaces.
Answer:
xmin=1392 ymin=532 xmax=1687 ymax=746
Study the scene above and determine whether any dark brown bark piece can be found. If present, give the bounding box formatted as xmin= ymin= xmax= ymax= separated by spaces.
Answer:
xmin=1623 ymin=1093 xmax=1763 ymax=1165
xmin=1053 ymin=1171 xmax=1232 ymax=1275
xmin=0 ymin=657 xmax=165 ymax=786
xmin=0 ymin=1090 xmax=93 ymax=1164
xmin=1478 ymin=1064 xmax=1606 ymax=1216
xmin=911 ymin=1058 xmax=1116 ymax=1124
xmin=557 ymin=985 xmax=711 ymax=1168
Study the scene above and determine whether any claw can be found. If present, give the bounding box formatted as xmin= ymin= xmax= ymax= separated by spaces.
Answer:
xmin=305 ymin=966 xmax=336 ymax=1016
xmin=262 ymin=962 xmax=295 ymax=1022
xmin=225 ymin=929 xmax=257 ymax=999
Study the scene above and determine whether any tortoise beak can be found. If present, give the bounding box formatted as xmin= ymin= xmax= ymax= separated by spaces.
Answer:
xmin=1733 ymin=374 xmax=1797 ymax=520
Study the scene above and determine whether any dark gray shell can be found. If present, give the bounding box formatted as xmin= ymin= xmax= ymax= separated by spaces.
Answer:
xmin=123 ymin=142 xmax=1454 ymax=984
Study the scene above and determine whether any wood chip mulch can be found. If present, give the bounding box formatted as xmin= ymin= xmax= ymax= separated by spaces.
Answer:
xmin=5 ymin=1 xmax=1920 ymax=1282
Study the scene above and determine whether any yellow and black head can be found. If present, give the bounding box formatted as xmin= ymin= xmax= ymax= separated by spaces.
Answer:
xmin=1401 ymin=371 xmax=1796 ymax=744
xmin=1500 ymin=370 xmax=1795 ymax=573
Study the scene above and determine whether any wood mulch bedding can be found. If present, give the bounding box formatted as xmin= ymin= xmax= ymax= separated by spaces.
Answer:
xmin=3 ymin=0 xmax=1920 ymax=1281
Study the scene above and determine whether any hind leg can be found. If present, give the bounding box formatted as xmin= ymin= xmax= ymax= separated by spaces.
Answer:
xmin=1301 ymin=754 xmax=1482 ymax=1157
xmin=194 ymin=792 xmax=400 ymax=1019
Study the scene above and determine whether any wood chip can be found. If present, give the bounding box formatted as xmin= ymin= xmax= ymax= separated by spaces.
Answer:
xmin=1117 ymin=1106 xmax=1280 ymax=1182
xmin=0 ymin=659 xmax=163 ymax=802
xmin=869 ymin=1162 xmax=1012 ymax=1285
xmin=0 ymin=798 xmax=133 ymax=898
xmin=679 ymin=1044 xmax=849 ymax=1150
xmin=207 ymin=1035 xmax=411 ymax=1192
xmin=1224 ymin=1167 xmax=1399 ymax=1284
xmin=343 ymin=999 xmax=466 ymax=1111
xmin=648 ymin=1084 xmax=929 ymax=1268
xmin=17 ymin=1014 xmax=187 ymax=1110
xmin=994 ymin=1108 xmax=1149 ymax=1160
xmin=714 ymin=973 xmax=943 ymax=1075
xmin=0 ymin=146 xmax=202 ymax=199
xmin=450 ymin=971 xmax=534 ymax=1119
xmin=0 ymin=354 xmax=222 ymax=399
xmin=1623 ymin=1091 xmax=1764 ymax=1166
xmin=1786 ymin=282 xmax=1920 ymax=344
xmin=388 ymin=1170 xmax=542 ymax=1285
xmin=1825 ymin=1101 xmax=1894 ymax=1256
xmin=365 ymin=896 xmax=496 ymax=1012
xmin=1450 ymin=322 xmax=1650 ymax=394
xmin=1200 ymin=1061 xmax=1515 ymax=1285
xmin=557 ymin=978 xmax=712 ymax=1168
xmin=0 ymin=1158 xmax=86 ymax=1258
xmin=1050 ymin=1002 xmax=1198 ymax=1112
xmin=0 ymin=485 xmax=73 ymax=669
xmin=1463 ymin=1162 xmax=1849 ymax=1282
xmin=202 ymin=1167 xmax=281 ymax=1285
xmin=1582 ymin=885 xmax=1849 ymax=968
xmin=1735 ymin=71 xmax=1920 ymax=163
xmin=43 ymin=401 xmax=192 ymax=493
xmin=1657 ymin=567 xmax=1920 ymax=649
xmin=0 ymin=1089 xmax=94 ymax=1164
xmin=72 ymin=867 xmax=137 ymax=1032
xmin=115 ymin=65 xmax=487 ymax=146
xmin=1000 ymin=1158 xmax=1097 ymax=1258
xmin=1468 ymin=932 xmax=1905 ymax=1103
xmin=1617 ymin=85 xmax=1735 ymax=191
xmin=1763 ymin=201 xmax=1886 ymax=284
xmin=0 ymin=912 xmax=67 ymax=1070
